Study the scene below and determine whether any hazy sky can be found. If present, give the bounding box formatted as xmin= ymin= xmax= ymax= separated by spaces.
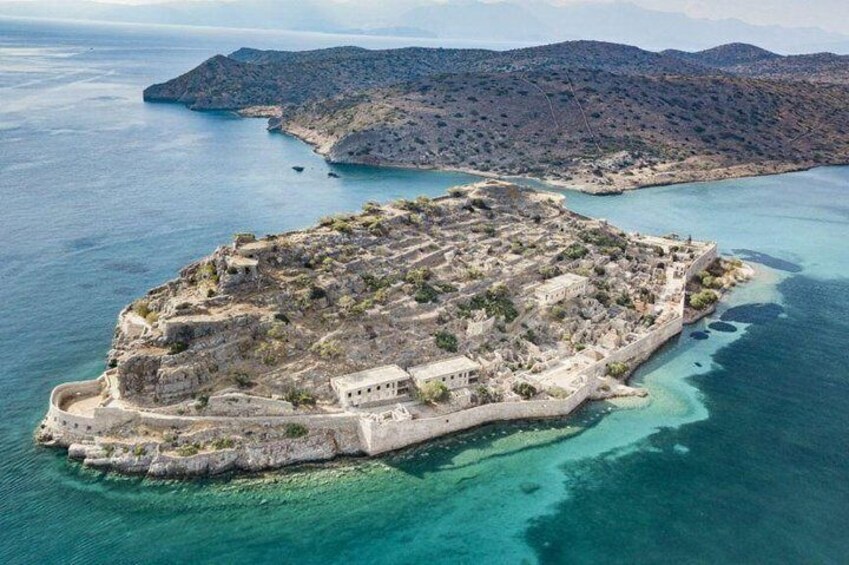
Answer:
xmin=6 ymin=0 xmax=849 ymax=36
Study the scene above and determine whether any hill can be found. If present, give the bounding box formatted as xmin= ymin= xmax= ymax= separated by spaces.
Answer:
xmin=145 ymin=40 xmax=849 ymax=192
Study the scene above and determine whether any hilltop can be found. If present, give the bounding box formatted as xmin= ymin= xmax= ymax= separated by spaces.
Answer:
xmin=145 ymin=40 xmax=849 ymax=192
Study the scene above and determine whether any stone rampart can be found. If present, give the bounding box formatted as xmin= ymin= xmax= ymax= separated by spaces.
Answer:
xmin=359 ymin=382 xmax=593 ymax=455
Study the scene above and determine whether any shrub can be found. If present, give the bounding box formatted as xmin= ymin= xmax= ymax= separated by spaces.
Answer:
xmin=579 ymin=228 xmax=626 ymax=249
xmin=434 ymin=331 xmax=459 ymax=352
xmin=550 ymin=305 xmax=567 ymax=321
xmin=699 ymin=271 xmax=721 ymax=289
xmin=267 ymin=322 xmax=288 ymax=340
xmin=309 ymin=286 xmax=327 ymax=300
xmin=366 ymin=219 xmax=388 ymax=237
xmin=470 ymin=197 xmax=489 ymax=210
xmin=405 ymin=268 xmax=432 ymax=286
xmin=233 ymin=373 xmax=252 ymax=389
xmin=330 ymin=218 xmax=353 ymax=235
xmin=561 ymin=243 xmax=589 ymax=260
xmin=512 ymin=382 xmax=537 ymax=400
xmin=539 ymin=265 xmax=559 ymax=280
xmin=606 ymin=361 xmax=629 ymax=378
xmin=594 ymin=291 xmax=611 ymax=307
xmin=474 ymin=385 xmax=503 ymax=405
xmin=284 ymin=423 xmax=308 ymax=438
xmin=414 ymin=283 xmax=441 ymax=304
xmin=464 ymin=267 xmax=484 ymax=281
xmin=362 ymin=201 xmax=382 ymax=214
xmin=310 ymin=339 xmax=342 ymax=359
xmin=284 ymin=388 xmax=316 ymax=408
xmin=176 ymin=444 xmax=200 ymax=457
xmin=211 ymin=437 xmax=234 ymax=450
xmin=418 ymin=380 xmax=450 ymax=404
xmin=168 ymin=342 xmax=188 ymax=355
xmin=194 ymin=394 xmax=209 ymax=411
xmin=362 ymin=273 xmax=395 ymax=291
xmin=133 ymin=445 xmax=146 ymax=457
xmin=460 ymin=284 xmax=518 ymax=323
xmin=547 ymin=386 xmax=570 ymax=399
xmin=689 ymin=289 xmax=718 ymax=310
xmin=132 ymin=300 xmax=151 ymax=319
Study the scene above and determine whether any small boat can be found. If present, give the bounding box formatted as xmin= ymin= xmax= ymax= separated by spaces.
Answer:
xmin=292 ymin=166 xmax=304 ymax=172
xmin=327 ymin=172 xmax=340 ymax=178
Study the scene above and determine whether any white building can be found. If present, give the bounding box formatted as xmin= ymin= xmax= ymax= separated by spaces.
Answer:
xmin=331 ymin=365 xmax=411 ymax=407
xmin=535 ymin=273 xmax=588 ymax=306
xmin=408 ymin=356 xmax=481 ymax=390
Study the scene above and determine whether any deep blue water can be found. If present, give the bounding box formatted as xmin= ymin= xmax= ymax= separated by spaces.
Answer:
xmin=2 ymin=17 xmax=849 ymax=564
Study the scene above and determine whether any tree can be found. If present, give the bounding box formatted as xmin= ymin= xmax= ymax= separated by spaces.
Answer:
xmin=418 ymin=381 xmax=450 ymax=404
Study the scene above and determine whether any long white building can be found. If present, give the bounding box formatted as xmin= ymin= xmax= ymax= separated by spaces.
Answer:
xmin=535 ymin=273 xmax=588 ymax=306
xmin=331 ymin=365 xmax=411 ymax=407
xmin=408 ymin=356 xmax=481 ymax=390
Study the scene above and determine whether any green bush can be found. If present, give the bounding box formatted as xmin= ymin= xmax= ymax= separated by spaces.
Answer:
xmin=418 ymin=381 xmax=450 ymax=404
xmin=284 ymin=423 xmax=308 ymax=438
xmin=233 ymin=373 xmax=252 ymax=389
xmin=176 ymin=444 xmax=200 ymax=457
xmin=561 ymin=243 xmax=589 ymax=260
xmin=689 ymin=289 xmax=718 ymax=310
xmin=539 ymin=265 xmax=559 ymax=280
xmin=460 ymin=284 xmax=518 ymax=323
xmin=606 ymin=361 xmax=629 ymax=378
xmin=414 ymin=283 xmax=441 ymax=303
xmin=405 ymin=267 xmax=432 ymax=286
xmin=434 ymin=331 xmax=459 ymax=352
xmin=211 ymin=437 xmax=235 ymax=450
xmin=310 ymin=339 xmax=342 ymax=359
xmin=615 ymin=292 xmax=634 ymax=308
xmin=283 ymin=388 xmax=316 ymax=408
xmin=512 ymin=382 xmax=537 ymax=400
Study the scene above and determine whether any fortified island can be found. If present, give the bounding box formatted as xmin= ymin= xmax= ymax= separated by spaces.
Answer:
xmin=36 ymin=181 xmax=747 ymax=477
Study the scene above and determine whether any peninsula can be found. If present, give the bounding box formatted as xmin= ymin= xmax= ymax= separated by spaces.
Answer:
xmin=144 ymin=41 xmax=849 ymax=193
xmin=37 ymin=181 xmax=747 ymax=477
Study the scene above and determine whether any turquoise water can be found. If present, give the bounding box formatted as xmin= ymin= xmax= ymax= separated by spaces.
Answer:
xmin=2 ymin=18 xmax=849 ymax=564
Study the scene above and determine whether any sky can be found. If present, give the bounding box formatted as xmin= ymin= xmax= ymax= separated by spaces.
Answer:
xmin=3 ymin=0 xmax=849 ymax=37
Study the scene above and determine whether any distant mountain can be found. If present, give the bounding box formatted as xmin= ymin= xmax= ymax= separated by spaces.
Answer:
xmin=663 ymin=43 xmax=781 ymax=67
xmin=144 ymin=40 xmax=849 ymax=193
xmin=663 ymin=43 xmax=849 ymax=84
xmin=3 ymin=0 xmax=849 ymax=53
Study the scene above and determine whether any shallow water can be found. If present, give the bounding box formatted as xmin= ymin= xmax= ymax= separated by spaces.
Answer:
xmin=1 ymin=18 xmax=848 ymax=565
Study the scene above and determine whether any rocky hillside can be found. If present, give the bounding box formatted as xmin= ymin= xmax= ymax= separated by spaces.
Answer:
xmin=278 ymin=68 xmax=849 ymax=192
xmin=145 ymin=40 xmax=849 ymax=191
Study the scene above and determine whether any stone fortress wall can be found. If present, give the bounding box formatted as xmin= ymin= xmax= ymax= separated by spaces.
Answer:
xmin=41 ymin=240 xmax=720 ymax=469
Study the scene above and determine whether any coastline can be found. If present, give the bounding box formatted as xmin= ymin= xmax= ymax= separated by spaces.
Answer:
xmin=234 ymin=107 xmax=843 ymax=195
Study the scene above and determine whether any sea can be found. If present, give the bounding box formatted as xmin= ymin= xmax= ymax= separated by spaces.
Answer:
xmin=1 ymin=16 xmax=848 ymax=564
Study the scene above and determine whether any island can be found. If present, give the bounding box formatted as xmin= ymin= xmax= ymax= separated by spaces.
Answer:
xmin=144 ymin=41 xmax=849 ymax=193
xmin=36 ymin=181 xmax=748 ymax=477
